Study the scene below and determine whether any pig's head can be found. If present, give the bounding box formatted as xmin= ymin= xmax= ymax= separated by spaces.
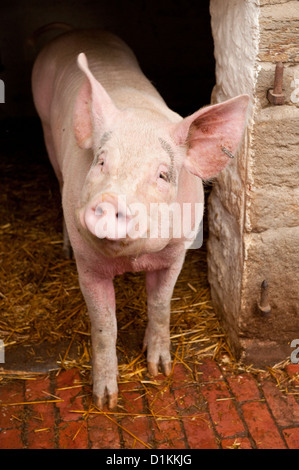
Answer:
xmin=74 ymin=53 xmax=249 ymax=257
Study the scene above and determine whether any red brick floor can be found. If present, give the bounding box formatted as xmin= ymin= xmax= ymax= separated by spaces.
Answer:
xmin=0 ymin=360 xmax=298 ymax=449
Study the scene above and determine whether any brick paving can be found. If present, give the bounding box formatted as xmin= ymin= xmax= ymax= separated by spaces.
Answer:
xmin=0 ymin=359 xmax=298 ymax=449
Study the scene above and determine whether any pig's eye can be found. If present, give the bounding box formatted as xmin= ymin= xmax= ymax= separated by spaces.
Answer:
xmin=96 ymin=153 xmax=106 ymax=168
xmin=157 ymin=164 xmax=172 ymax=188
xmin=95 ymin=149 xmax=106 ymax=167
xmin=159 ymin=171 xmax=170 ymax=183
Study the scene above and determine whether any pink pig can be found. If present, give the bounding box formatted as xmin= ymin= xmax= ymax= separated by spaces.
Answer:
xmin=32 ymin=30 xmax=248 ymax=409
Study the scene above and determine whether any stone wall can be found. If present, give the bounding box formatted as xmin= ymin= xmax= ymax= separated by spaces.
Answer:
xmin=208 ymin=0 xmax=299 ymax=365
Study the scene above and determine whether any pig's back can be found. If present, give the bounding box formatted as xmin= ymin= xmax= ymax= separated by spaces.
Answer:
xmin=32 ymin=30 xmax=164 ymax=124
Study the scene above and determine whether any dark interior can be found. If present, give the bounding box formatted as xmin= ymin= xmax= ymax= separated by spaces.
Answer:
xmin=1 ymin=0 xmax=215 ymax=120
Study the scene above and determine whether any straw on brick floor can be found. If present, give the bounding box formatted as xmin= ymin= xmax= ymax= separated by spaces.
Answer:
xmin=0 ymin=360 xmax=298 ymax=449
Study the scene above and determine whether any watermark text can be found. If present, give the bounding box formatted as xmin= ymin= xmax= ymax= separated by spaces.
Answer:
xmin=0 ymin=79 xmax=4 ymax=103
xmin=291 ymin=339 xmax=299 ymax=364
xmin=0 ymin=340 xmax=4 ymax=363
xmin=91 ymin=198 xmax=204 ymax=249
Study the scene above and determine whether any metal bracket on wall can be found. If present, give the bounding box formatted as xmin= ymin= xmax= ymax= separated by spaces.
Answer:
xmin=257 ymin=280 xmax=272 ymax=317
xmin=267 ymin=62 xmax=285 ymax=105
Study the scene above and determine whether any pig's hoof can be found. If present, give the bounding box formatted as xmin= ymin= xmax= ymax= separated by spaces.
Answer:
xmin=143 ymin=332 xmax=172 ymax=377
xmin=148 ymin=360 xmax=172 ymax=377
xmin=93 ymin=387 xmax=118 ymax=410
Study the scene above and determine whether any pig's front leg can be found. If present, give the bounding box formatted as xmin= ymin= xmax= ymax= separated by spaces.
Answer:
xmin=77 ymin=265 xmax=118 ymax=409
xmin=143 ymin=255 xmax=185 ymax=376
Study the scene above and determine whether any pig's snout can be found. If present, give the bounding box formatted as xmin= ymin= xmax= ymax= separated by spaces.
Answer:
xmin=83 ymin=193 xmax=132 ymax=240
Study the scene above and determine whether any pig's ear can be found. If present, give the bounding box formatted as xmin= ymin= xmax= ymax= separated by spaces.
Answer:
xmin=173 ymin=95 xmax=249 ymax=179
xmin=74 ymin=53 xmax=119 ymax=149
